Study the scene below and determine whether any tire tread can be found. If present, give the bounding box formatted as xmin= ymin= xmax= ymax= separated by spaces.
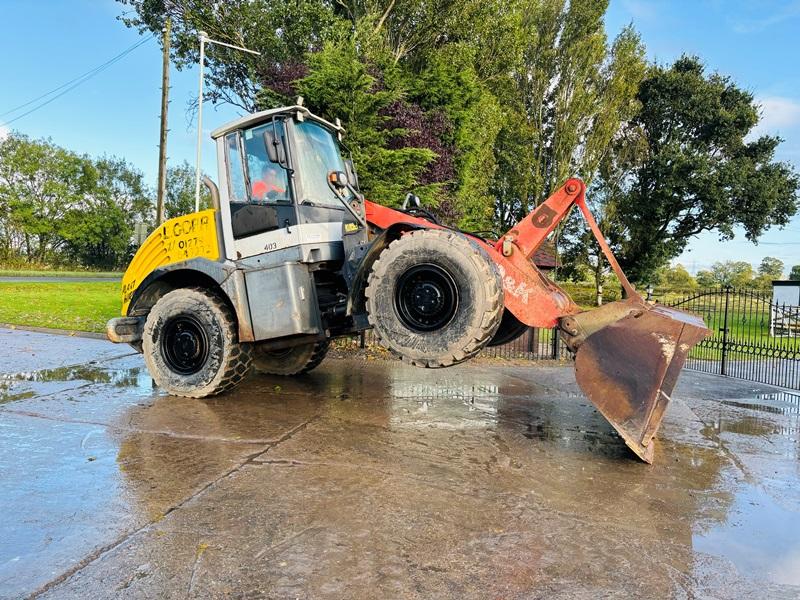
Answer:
xmin=365 ymin=229 xmax=503 ymax=368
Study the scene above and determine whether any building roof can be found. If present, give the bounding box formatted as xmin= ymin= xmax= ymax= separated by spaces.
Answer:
xmin=773 ymin=280 xmax=800 ymax=287
xmin=533 ymin=241 xmax=559 ymax=269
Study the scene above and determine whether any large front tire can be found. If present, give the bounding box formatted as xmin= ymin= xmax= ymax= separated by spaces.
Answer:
xmin=142 ymin=288 xmax=252 ymax=398
xmin=365 ymin=229 xmax=503 ymax=367
xmin=253 ymin=340 xmax=329 ymax=376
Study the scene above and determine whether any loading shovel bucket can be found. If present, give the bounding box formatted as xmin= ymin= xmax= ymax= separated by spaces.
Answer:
xmin=563 ymin=301 xmax=710 ymax=463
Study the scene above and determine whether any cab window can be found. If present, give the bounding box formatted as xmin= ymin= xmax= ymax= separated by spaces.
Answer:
xmin=293 ymin=121 xmax=351 ymax=209
xmin=243 ymin=122 xmax=290 ymax=204
xmin=224 ymin=133 xmax=247 ymax=203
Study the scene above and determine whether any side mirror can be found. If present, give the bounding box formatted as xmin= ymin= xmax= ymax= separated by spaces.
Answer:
xmin=328 ymin=170 xmax=348 ymax=190
xmin=264 ymin=130 xmax=286 ymax=166
xmin=345 ymin=159 xmax=359 ymax=189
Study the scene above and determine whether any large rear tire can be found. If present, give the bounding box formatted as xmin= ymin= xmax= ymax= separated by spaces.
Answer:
xmin=142 ymin=287 xmax=252 ymax=398
xmin=487 ymin=310 xmax=529 ymax=347
xmin=253 ymin=340 xmax=329 ymax=376
xmin=365 ymin=229 xmax=503 ymax=367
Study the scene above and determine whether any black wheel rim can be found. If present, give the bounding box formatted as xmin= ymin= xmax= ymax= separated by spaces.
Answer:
xmin=395 ymin=263 xmax=459 ymax=332
xmin=161 ymin=314 xmax=210 ymax=375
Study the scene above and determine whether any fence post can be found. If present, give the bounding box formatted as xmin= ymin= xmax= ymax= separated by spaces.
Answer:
xmin=721 ymin=286 xmax=731 ymax=376
xmin=551 ymin=327 xmax=560 ymax=359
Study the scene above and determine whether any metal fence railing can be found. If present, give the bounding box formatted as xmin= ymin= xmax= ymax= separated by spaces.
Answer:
xmin=668 ymin=287 xmax=800 ymax=390
xmin=356 ymin=326 xmax=572 ymax=361
xmin=480 ymin=326 xmax=572 ymax=361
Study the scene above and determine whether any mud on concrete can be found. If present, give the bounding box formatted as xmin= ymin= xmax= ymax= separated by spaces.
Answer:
xmin=2 ymin=327 xmax=800 ymax=599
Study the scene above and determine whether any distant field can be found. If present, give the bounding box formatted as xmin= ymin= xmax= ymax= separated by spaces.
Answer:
xmin=0 ymin=281 xmax=119 ymax=333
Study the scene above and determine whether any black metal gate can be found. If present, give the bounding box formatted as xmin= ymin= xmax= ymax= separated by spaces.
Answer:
xmin=668 ymin=287 xmax=800 ymax=390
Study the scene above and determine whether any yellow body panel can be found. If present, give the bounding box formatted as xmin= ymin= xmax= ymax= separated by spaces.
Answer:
xmin=121 ymin=210 xmax=220 ymax=314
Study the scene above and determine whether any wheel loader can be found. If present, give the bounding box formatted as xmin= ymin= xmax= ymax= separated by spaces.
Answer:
xmin=107 ymin=103 xmax=709 ymax=463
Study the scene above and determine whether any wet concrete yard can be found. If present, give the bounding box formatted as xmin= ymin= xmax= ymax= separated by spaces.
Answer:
xmin=3 ymin=327 xmax=800 ymax=598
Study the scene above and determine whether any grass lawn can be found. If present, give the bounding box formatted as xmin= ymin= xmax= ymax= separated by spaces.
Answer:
xmin=0 ymin=281 xmax=120 ymax=333
xmin=0 ymin=269 xmax=122 ymax=278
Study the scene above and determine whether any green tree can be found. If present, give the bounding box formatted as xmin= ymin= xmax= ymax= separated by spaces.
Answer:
xmin=119 ymin=0 xmax=339 ymax=111
xmin=492 ymin=1 xmax=647 ymax=227
xmin=696 ymin=269 xmax=715 ymax=288
xmin=697 ymin=261 xmax=754 ymax=288
xmin=61 ymin=157 xmax=152 ymax=269
xmin=605 ymin=57 xmax=799 ymax=284
xmin=0 ymin=133 xmax=152 ymax=269
xmin=791 ymin=265 xmax=800 ymax=281
xmin=656 ymin=263 xmax=697 ymax=289
xmin=0 ymin=134 xmax=94 ymax=262
xmin=119 ymin=0 xmax=488 ymax=213
xmin=164 ymin=161 xmax=211 ymax=220
xmin=120 ymin=0 xmax=647 ymax=231
xmin=758 ymin=256 xmax=784 ymax=279
xmin=495 ymin=0 xmax=646 ymax=296
xmin=750 ymin=256 xmax=785 ymax=289
xmin=294 ymin=38 xmax=437 ymax=206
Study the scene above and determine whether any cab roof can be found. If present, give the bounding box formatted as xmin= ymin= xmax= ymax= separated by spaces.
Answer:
xmin=210 ymin=105 xmax=344 ymax=140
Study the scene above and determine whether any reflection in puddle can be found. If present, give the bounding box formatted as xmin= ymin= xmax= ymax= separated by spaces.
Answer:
xmin=711 ymin=392 xmax=800 ymax=440
xmin=523 ymin=421 xmax=628 ymax=458
xmin=1 ymin=364 xmax=143 ymax=386
xmin=390 ymin=382 xmax=501 ymax=402
xmin=523 ymin=422 xmax=612 ymax=442
xmin=722 ymin=392 xmax=800 ymax=416
xmin=0 ymin=364 xmax=151 ymax=403
xmin=757 ymin=391 xmax=800 ymax=404
xmin=389 ymin=382 xmax=502 ymax=426
xmin=695 ymin=483 xmax=800 ymax=585
xmin=705 ymin=415 xmax=800 ymax=438
xmin=0 ymin=382 xmax=35 ymax=404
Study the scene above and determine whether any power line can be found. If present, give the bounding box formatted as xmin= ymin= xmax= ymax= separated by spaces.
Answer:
xmin=0 ymin=36 xmax=154 ymax=128
xmin=0 ymin=37 xmax=153 ymax=118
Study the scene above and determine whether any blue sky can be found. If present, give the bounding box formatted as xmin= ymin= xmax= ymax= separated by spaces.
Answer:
xmin=1 ymin=0 xmax=799 ymax=274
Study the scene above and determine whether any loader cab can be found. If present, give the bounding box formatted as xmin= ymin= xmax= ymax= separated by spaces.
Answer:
xmin=211 ymin=106 xmax=354 ymax=262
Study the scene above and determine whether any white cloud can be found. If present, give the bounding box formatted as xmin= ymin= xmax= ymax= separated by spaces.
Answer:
xmin=753 ymin=96 xmax=800 ymax=136
xmin=0 ymin=125 xmax=8 ymax=141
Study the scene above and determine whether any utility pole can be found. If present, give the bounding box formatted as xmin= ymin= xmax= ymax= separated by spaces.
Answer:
xmin=155 ymin=17 xmax=171 ymax=226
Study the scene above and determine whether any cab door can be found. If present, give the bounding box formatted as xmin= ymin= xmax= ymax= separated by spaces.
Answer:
xmin=220 ymin=120 xmax=299 ymax=261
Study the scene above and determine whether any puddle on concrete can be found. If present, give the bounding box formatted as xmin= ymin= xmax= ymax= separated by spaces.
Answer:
xmin=721 ymin=391 xmax=800 ymax=417
xmin=758 ymin=391 xmax=800 ymax=403
xmin=704 ymin=415 xmax=800 ymax=440
xmin=705 ymin=392 xmax=800 ymax=440
xmin=0 ymin=364 xmax=151 ymax=403
xmin=390 ymin=382 xmax=501 ymax=401
xmin=523 ymin=422 xmax=613 ymax=442
xmin=0 ymin=382 xmax=35 ymax=404
xmin=703 ymin=417 xmax=800 ymax=438
xmin=522 ymin=420 xmax=628 ymax=458
xmin=694 ymin=483 xmax=800 ymax=585
xmin=1 ymin=364 xmax=143 ymax=386
xmin=389 ymin=381 xmax=502 ymax=425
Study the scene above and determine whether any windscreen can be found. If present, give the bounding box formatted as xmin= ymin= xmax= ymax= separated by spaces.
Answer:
xmin=293 ymin=121 xmax=352 ymax=209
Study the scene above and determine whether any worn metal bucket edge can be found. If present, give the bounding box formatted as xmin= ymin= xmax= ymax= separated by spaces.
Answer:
xmin=566 ymin=301 xmax=710 ymax=463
